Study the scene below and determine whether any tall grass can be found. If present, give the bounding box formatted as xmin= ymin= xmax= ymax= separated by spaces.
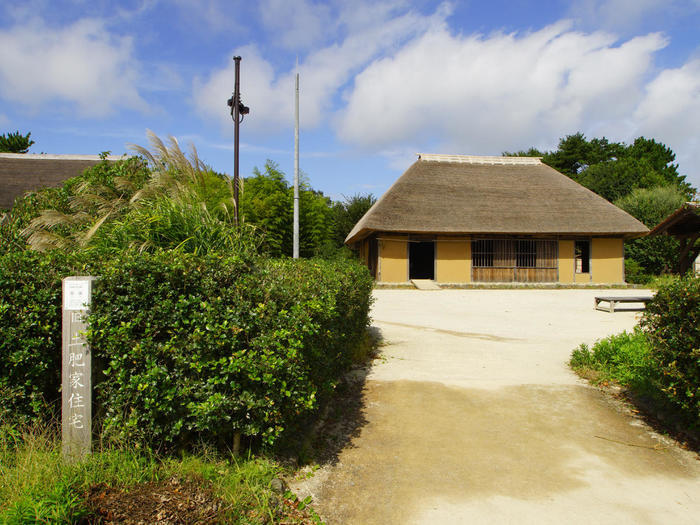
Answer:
xmin=0 ymin=422 xmax=161 ymax=523
xmin=0 ymin=421 xmax=299 ymax=524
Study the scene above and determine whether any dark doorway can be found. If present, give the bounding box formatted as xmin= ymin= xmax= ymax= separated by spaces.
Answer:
xmin=409 ymin=241 xmax=435 ymax=280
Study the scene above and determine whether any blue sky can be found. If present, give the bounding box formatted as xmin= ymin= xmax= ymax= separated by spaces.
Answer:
xmin=1 ymin=0 xmax=699 ymax=200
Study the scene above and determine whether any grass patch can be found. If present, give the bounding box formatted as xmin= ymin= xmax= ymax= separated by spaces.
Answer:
xmin=644 ymin=274 xmax=680 ymax=290
xmin=0 ymin=422 xmax=320 ymax=524
xmin=570 ymin=329 xmax=656 ymax=392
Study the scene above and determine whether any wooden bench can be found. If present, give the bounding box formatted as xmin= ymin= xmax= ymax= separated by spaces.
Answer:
xmin=594 ymin=296 xmax=654 ymax=313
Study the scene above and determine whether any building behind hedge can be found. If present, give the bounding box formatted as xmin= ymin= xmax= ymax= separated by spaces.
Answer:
xmin=345 ymin=154 xmax=648 ymax=284
xmin=0 ymin=153 xmax=121 ymax=210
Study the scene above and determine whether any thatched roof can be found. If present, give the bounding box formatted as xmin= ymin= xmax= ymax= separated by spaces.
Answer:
xmin=345 ymin=154 xmax=649 ymax=244
xmin=0 ymin=153 xmax=122 ymax=210
xmin=648 ymin=203 xmax=700 ymax=239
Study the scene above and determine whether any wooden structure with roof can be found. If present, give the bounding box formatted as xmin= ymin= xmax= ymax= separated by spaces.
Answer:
xmin=0 ymin=153 xmax=122 ymax=210
xmin=647 ymin=202 xmax=700 ymax=275
xmin=345 ymin=154 xmax=649 ymax=284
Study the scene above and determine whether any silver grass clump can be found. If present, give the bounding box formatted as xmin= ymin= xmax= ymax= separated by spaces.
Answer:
xmin=23 ymin=130 xmax=238 ymax=252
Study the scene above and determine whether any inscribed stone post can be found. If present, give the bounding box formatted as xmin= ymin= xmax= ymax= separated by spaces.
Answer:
xmin=62 ymin=276 xmax=95 ymax=461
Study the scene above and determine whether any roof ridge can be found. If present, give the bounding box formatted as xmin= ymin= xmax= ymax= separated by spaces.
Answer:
xmin=0 ymin=153 xmax=126 ymax=161
xmin=417 ymin=153 xmax=541 ymax=165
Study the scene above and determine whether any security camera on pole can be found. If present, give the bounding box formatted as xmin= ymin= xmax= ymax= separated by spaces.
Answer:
xmin=227 ymin=56 xmax=250 ymax=227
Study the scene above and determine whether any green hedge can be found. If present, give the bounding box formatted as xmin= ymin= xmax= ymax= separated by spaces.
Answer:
xmin=642 ymin=274 xmax=700 ymax=426
xmin=0 ymin=251 xmax=95 ymax=423
xmin=0 ymin=250 xmax=373 ymax=449
xmin=89 ymin=253 xmax=372 ymax=449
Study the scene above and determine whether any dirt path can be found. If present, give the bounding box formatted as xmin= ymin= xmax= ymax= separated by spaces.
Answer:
xmin=292 ymin=289 xmax=700 ymax=524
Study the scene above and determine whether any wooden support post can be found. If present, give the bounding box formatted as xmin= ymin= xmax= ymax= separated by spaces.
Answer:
xmin=62 ymin=276 xmax=96 ymax=462
xmin=233 ymin=431 xmax=242 ymax=457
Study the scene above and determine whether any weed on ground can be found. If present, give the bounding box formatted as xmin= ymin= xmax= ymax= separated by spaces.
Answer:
xmin=0 ymin=423 xmax=322 ymax=524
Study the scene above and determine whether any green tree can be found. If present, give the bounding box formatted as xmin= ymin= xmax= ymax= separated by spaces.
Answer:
xmin=240 ymin=160 xmax=334 ymax=258
xmin=541 ymin=133 xmax=623 ymax=178
xmin=299 ymin=187 xmax=332 ymax=257
xmin=513 ymin=133 xmax=695 ymax=202
xmin=615 ymin=186 xmax=687 ymax=276
xmin=240 ymin=161 xmax=293 ymax=257
xmin=331 ymin=193 xmax=377 ymax=247
xmin=502 ymin=147 xmax=545 ymax=157
xmin=576 ymin=156 xmax=670 ymax=202
xmin=0 ymin=131 xmax=34 ymax=153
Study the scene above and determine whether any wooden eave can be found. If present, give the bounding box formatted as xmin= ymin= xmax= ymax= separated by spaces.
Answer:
xmin=648 ymin=204 xmax=700 ymax=239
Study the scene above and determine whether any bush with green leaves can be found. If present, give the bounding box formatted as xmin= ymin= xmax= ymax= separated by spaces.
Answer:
xmin=641 ymin=274 xmax=700 ymax=427
xmin=570 ymin=329 xmax=655 ymax=389
xmin=0 ymin=250 xmax=96 ymax=424
xmin=0 ymin=248 xmax=373 ymax=447
xmin=87 ymin=252 xmax=373 ymax=450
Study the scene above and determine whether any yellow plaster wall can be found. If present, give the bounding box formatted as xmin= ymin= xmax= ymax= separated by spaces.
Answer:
xmin=592 ymin=237 xmax=625 ymax=283
xmin=436 ymin=238 xmax=470 ymax=283
xmin=575 ymin=272 xmax=592 ymax=283
xmin=558 ymin=240 xmax=574 ymax=283
xmin=379 ymin=238 xmax=407 ymax=282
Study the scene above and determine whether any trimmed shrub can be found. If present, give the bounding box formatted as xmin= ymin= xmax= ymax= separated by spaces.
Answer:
xmin=0 ymin=250 xmax=95 ymax=423
xmin=88 ymin=253 xmax=373 ymax=449
xmin=642 ymin=275 xmax=700 ymax=427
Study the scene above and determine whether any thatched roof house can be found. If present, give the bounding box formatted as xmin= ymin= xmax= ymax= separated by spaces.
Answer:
xmin=346 ymin=154 xmax=648 ymax=284
xmin=0 ymin=153 xmax=121 ymax=210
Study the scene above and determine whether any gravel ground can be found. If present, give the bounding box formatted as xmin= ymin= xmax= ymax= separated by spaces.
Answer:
xmin=292 ymin=289 xmax=700 ymax=525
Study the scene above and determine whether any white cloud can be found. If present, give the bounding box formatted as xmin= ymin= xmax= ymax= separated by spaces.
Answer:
xmin=0 ymin=114 xmax=8 ymax=127
xmin=0 ymin=17 xmax=146 ymax=116
xmin=192 ymin=44 xmax=290 ymax=134
xmin=258 ymin=0 xmax=332 ymax=50
xmin=336 ymin=22 xmax=667 ymax=154
xmin=193 ymin=2 xmax=449 ymax=134
xmin=634 ymin=58 xmax=700 ymax=188
xmin=192 ymin=2 xmax=700 ymax=189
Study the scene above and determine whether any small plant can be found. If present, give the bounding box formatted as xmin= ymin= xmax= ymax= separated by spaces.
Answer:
xmin=570 ymin=329 xmax=655 ymax=390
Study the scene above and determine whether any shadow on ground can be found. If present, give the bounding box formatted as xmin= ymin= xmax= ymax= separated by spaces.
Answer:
xmin=312 ymin=380 xmax=699 ymax=524
xmin=278 ymin=326 xmax=382 ymax=466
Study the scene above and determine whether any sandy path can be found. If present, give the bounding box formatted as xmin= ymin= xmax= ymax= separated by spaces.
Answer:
xmin=293 ymin=289 xmax=700 ymax=524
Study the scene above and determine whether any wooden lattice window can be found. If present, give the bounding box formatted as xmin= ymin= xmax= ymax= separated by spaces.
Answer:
xmin=472 ymin=238 xmax=558 ymax=282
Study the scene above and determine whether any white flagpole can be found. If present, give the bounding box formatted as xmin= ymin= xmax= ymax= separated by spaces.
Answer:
xmin=293 ymin=66 xmax=300 ymax=259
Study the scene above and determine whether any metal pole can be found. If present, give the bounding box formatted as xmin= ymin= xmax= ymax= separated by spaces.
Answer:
xmin=233 ymin=56 xmax=241 ymax=227
xmin=293 ymin=72 xmax=300 ymax=259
